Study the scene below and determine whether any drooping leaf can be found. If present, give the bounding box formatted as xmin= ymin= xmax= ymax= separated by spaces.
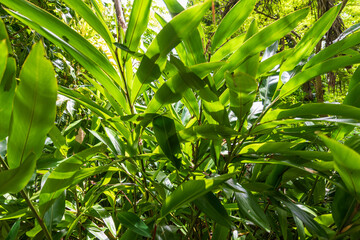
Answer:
xmin=44 ymin=191 xmax=65 ymax=232
xmin=92 ymin=204 xmax=117 ymax=237
xmin=7 ymin=42 xmax=57 ymax=169
xmin=161 ymin=174 xmax=234 ymax=217
xmin=226 ymin=180 xmax=271 ymax=232
xmin=117 ymin=212 xmax=151 ymax=238
xmin=194 ymin=192 xmax=233 ymax=228
xmin=152 ymin=115 xmax=181 ymax=169
xmin=319 ymin=134 xmax=360 ymax=199
xmin=178 ymin=124 xmax=240 ymax=142
xmin=0 ymin=154 xmax=36 ymax=195
xmin=331 ymin=187 xmax=356 ymax=229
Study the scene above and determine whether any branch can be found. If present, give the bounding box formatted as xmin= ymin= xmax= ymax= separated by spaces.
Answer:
xmin=113 ymin=0 xmax=127 ymax=31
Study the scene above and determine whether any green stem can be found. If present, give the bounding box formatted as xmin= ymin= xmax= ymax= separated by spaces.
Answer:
xmin=0 ymin=156 xmax=52 ymax=240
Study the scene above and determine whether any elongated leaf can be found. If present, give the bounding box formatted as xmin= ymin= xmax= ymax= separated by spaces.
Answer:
xmin=212 ymin=224 xmax=230 ymax=240
xmin=161 ymin=174 xmax=234 ymax=217
xmin=132 ymin=0 xmax=211 ymax=101
xmin=1 ymin=0 xmax=121 ymax=86
xmin=226 ymin=180 xmax=271 ymax=232
xmin=0 ymin=154 xmax=36 ymax=195
xmin=279 ymin=54 xmax=360 ymax=98
xmin=211 ymin=34 xmax=245 ymax=62
xmin=92 ymin=204 xmax=117 ymax=237
xmin=163 ymin=0 xmax=205 ymax=65
xmin=7 ymin=42 xmax=57 ymax=169
xmin=258 ymin=49 xmax=292 ymax=76
xmin=0 ymin=53 xmax=15 ymax=141
xmin=178 ymin=124 xmax=239 ymax=142
xmin=262 ymin=103 xmax=360 ymax=123
xmin=124 ymin=0 xmax=152 ymax=61
xmin=194 ymin=192 xmax=233 ymax=228
xmin=8 ymin=10 xmax=130 ymax=114
xmin=44 ymin=191 xmax=65 ymax=232
xmin=39 ymin=145 xmax=107 ymax=215
xmin=214 ymin=8 xmax=309 ymax=88
xmin=146 ymin=61 xmax=225 ymax=113
xmin=62 ymin=0 xmax=114 ymax=46
xmin=117 ymin=212 xmax=151 ymax=238
xmin=304 ymin=31 xmax=360 ymax=70
xmin=152 ymin=116 xmax=181 ymax=169
xmin=281 ymin=4 xmax=341 ymax=72
xmin=211 ymin=0 xmax=256 ymax=51
xmin=332 ymin=187 xmax=356 ymax=229
xmin=5 ymin=219 xmax=20 ymax=240
xmin=225 ymin=71 xmax=257 ymax=121
xmin=319 ymin=134 xmax=360 ymax=199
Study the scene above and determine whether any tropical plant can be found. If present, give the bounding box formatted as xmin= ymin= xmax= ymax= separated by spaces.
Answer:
xmin=0 ymin=0 xmax=360 ymax=239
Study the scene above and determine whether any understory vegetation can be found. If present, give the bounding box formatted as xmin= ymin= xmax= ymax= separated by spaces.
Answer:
xmin=0 ymin=0 xmax=360 ymax=239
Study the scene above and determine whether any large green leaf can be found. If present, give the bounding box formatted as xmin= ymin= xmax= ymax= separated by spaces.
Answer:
xmin=0 ymin=154 xmax=36 ymax=195
xmin=160 ymin=174 xmax=234 ymax=217
xmin=194 ymin=192 xmax=233 ymax=228
xmin=131 ymin=0 xmax=211 ymax=101
xmin=262 ymin=103 xmax=360 ymax=123
xmin=344 ymin=67 xmax=360 ymax=107
xmin=319 ymin=134 xmax=360 ymax=199
xmin=211 ymin=0 xmax=256 ymax=52
xmin=8 ymin=8 xmax=130 ymax=114
xmin=225 ymin=71 xmax=257 ymax=122
xmin=1 ymin=0 xmax=121 ymax=87
xmin=92 ymin=204 xmax=117 ymax=237
xmin=123 ymin=0 xmax=152 ymax=61
xmin=5 ymin=219 xmax=21 ymax=240
xmin=226 ymin=180 xmax=271 ymax=232
xmin=214 ymin=8 xmax=309 ymax=88
xmin=152 ymin=115 xmax=181 ymax=169
xmin=163 ymin=0 xmax=205 ymax=65
xmin=117 ymin=212 xmax=151 ymax=238
xmin=280 ymin=4 xmax=341 ymax=72
xmin=7 ymin=42 xmax=57 ymax=169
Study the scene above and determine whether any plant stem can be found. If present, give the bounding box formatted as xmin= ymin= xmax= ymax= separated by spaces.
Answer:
xmin=0 ymin=156 xmax=52 ymax=240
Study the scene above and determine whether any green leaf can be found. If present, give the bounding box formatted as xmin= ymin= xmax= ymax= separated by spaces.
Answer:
xmin=7 ymin=42 xmax=57 ymax=169
xmin=226 ymin=180 xmax=271 ymax=232
xmin=8 ymin=9 xmax=130 ymax=114
xmin=211 ymin=0 xmax=256 ymax=52
xmin=304 ymin=31 xmax=360 ymax=70
xmin=280 ymin=4 xmax=341 ymax=72
xmin=331 ymin=187 xmax=356 ymax=229
xmin=212 ymin=224 xmax=230 ymax=240
xmin=0 ymin=55 xmax=15 ymax=141
xmin=1 ymin=0 xmax=121 ymax=86
xmin=44 ymin=191 xmax=65 ymax=232
xmin=194 ymin=192 xmax=233 ymax=228
xmin=152 ymin=115 xmax=181 ymax=169
xmin=146 ymin=61 xmax=225 ymax=113
xmin=279 ymin=54 xmax=360 ymax=98
xmin=0 ymin=153 xmax=36 ymax=195
xmin=92 ymin=204 xmax=117 ymax=237
xmin=344 ymin=67 xmax=360 ymax=107
xmin=62 ymin=0 xmax=114 ymax=47
xmin=319 ymin=134 xmax=360 ymax=199
xmin=117 ymin=212 xmax=151 ymax=238
xmin=132 ymin=0 xmax=211 ymax=101
xmin=39 ymin=145 xmax=107 ymax=215
xmin=178 ymin=124 xmax=239 ymax=142
xmin=123 ymin=0 xmax=152 ymax=61
xmin=160 ymin=174 xmax=234 ymax=217
xmin=225 ymin=71 xmax=257 ymax=121
xmin=211 ymin=34 xmax=245 ymax=62
xmin=214 ymin=8 xmax=309 ymax=88
xmin=5 ymin=219 xmax=20 ymax=240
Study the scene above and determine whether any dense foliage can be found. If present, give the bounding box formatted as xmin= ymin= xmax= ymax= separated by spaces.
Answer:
xmin=0 ymin=0 xmax=360 ymax=239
